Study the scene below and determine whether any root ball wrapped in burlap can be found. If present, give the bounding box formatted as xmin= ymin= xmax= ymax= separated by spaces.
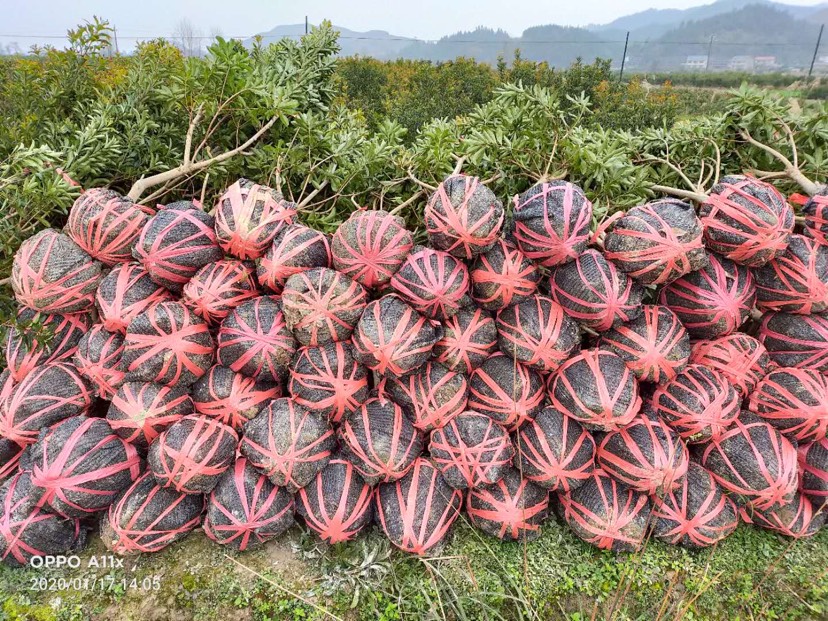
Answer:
xmin=425 ymin=175 xmax=504 ymax=259
xmin=798 ymin=439 xmax=828 ymax=509
xmin=689 ymin=333 xmax=772 ymax=398
xmin=182 ymin=260 xmax=259 ymax=325
xmin=651 ymin=364 xmax=741 ymax=444
xmin=470 ymin=239 xmax=539 ymax=311
xmin=699 ymin=175 xmax=794 ymax=267
xmin=192 ymin=365 xmax=280 ymax=432
xmin=101 ymin=472 xmax=204 ymax=555
xmin=758 ymin=312 xmax=828 ymax=372
xmin=296 ymin=456 xmax=373 ymax=544
xmin=133 ymin=201 xmax=223 ymax=292
xmin=510 ymin=181 xmax=592 ymax=267
xmin=28 ymin=416 xmax=141 ymax=517
xmin=467 ymin=467 xmax=549 ymax=541
xmin=432 ymin=308 xmax=498 ymax=375
xmin=123 ymin=301 xmax=215 ymax=387
xmin=744 ymin=492 xmax=825 ymax=538
xmin=73 ymin=325 xmax=126 ymax=399
xmin=604 ymin=198 xmax=707 ymax=285
xmin=106 ymin=381 xmax=193 ymax=449
xmin=338 ymin=396 xmax=423 ymax=485
xmin=429 ymin=411 xmax=513 ymax=489
xmin=95 ymin=263 xmax=174 ymax=334
xmin=148 ymin=414 xmax=238 ymax=494
xmin=376 ymin=457 xmax=463 ymax=555
xmin=514 ymin=406 xmax=596 ymax=492
xmin=12 ymin=229 xmax=103 ymax=313
xmin=331 ymin=210 xmax=413 ymax=288
xmin=65 ymin=188 xmax=148 ymax=265
xmin=282 ymin=268 xmax=368 ymax=346
xmin=203 ymin=457 xmax=294 ymax=550
xmin=257 ymin=224 xmax=331 ymax=294
xmin=390 ymin=247 xmax=470 ymax=320
xmin=651 ymin=461 xmax=738 ymax=548
xmin=385 ymin=361 xmax=468 ymax=431
xmin=748 ymin=367 xmax=828 ymax=443
xmin=241 ymin=398 xmax=335 ymax=492
xmin=497 ymin=295 xmax=580 ymax=373
xmin=467 ymin=352 xmax=545 ymax=430
xmin=753 ymin=235 xmax=828 ymax=314
xmin=550 ymin=249 xmax=643 ymax=331
xmin=352 ymin=294 xmax=438 ymax=376
xmin=214 ymin=178 xmax=296 ymax=260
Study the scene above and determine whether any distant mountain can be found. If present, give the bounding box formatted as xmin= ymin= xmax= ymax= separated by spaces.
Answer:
xmin=246 ymin=24 xmax=414 ymax=58
xmin=592 ymin=0 xmax=828 ymax=38
xmin=626 ymin=4 xmax=823 ymax=71
xmin=245 ymin=1 xmax=828 ymax=71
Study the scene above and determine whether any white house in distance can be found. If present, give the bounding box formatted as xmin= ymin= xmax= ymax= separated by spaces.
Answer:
xmin=683 ymin=55 xmax=709 ymax=71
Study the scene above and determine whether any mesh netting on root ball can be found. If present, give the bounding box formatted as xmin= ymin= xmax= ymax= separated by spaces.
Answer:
xmin=600 ymin=305 xmax=690 ymax=384
xmin=385 ymin=361 xmax=468 ymax=431
xmin=603 ymin=198 xmax=708 ymax=285
xmin=429 ymin=411 xmax=513 ymax=489
xmin=390 ymin=247 xmax=470 ymax=320
xmin=753 ymin=235 xmax=828 ymax=314
xmin=73 ymin=325 xmax=126 ymax=399
xmin=241 ymin=398 xmax=335 ymax=492
xmin=203 ymin=457 xmax=294 ymax=550
xmin=133 ymin=201 xmax=224 ymax=292
xmin=744 ymin=491 xmax=825 ymax=538
xmin=192 ymin=365 xmax=280 ymax=432
xmin=95 ymin=263 xmax=174 ymax=334
xmin=748 ymin=367 xmax=828 ymax=443
xmin=651 ymin=461 xmax=738 ymax=548
xmin=660 ymin=253 xmax=755 ymax=339
xmin=1 ymin=472 xmax=84 ymax=567
xmin=549 ymin=348 xmax=641 ymax=432
xmin=557 ymin=469 xmax=651 ymax=552
xmin=469 ymin=239 xmax=539 ymax=311
xmin=181 ymin=260 xmax=259 ymax=326
xmin=331 ymin=210 xmax=414 ymax=289
xmin=106 ymin=382 xmax=193 ymax=450
xmin=798 ymin=439 xmax=828 ymax=509
xmin=0 ymin=362 xmax=93 ymax=447
xmin=698 ymin=411 xmax=798 ymax=510
xmin=596 ymin=411 xmax=689 ymax=496
xmin=0 ymin=440 xmax=23 ymax=482
xmin=550 ymin=249 xmax=643 ymax=331
xmin=376 ymin=457 xmax=463 ymax=555
xmin=514 ymin=406 xmax=596 ymax=492
xmin=699 ymin=175 xmax=795 ymax=267
xmin=432 ymin=308 xmax=498 ymax=375
xmin=101 ymin=471 xmax=204 ymax=555
xmin=256 ymin=224 xmax=331 ymax=294
xmin=214 ymin=178 xmax=296 ymax=260
xmin=338 ymin=396 xmax=423 ymax=485
xmin=651 ymin=364 xmax=741 ymax=444
xmin=510 ymin=181 xmax=593 ymax=267
xmin=65 ymin=188 xmax=148 ymax=266
xmin=122 ymin=300 xmax=215 ymax=387
xmin=289 ymin=342 xmax=368 ymax=425
xmin=802 ymin=190 xmax=828 ymax=246
xmin=467 ymin=466 xmax=549 ymax=541
xmin=467 ymin=352 xmax=545 ymax=430
xmin=6 ymin=307 xmax=91 ymax=382
xmin=758 ymin=312 xmax=828 ymax=372
xmin=148 ymin=414 xmax=238 ymax=494
xmin=352 ymin=294 xmax=438 ymax=376
xmin=12 ymin=229 xmax=103 ymax=314
xmin=28 ymin=416 xmax=141 ymax=518
xmin=425 ymin=175 xmax=505 ymax=259
xmin=217 ymin=296 xmax=297 ymax=382
xmin=689 ymin=333 xmax=772 ymax=399
xmin=497 ymin=295 xmax=580 ymax=373
xmin=296 ymin=456 xmax=373 ymax=544
xmin=282 ymin=268 xmax=368 ymax=347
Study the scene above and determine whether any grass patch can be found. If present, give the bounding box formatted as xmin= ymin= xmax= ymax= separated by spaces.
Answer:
xmin=1 ymin=515 xmax=826 ymax=620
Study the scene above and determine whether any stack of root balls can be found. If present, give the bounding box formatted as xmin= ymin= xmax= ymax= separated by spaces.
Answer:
xmin=2 ymin=174 xmax=828 ymax=565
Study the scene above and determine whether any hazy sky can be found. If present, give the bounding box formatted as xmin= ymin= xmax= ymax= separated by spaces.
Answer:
xmin=2 ymin=0 xmax=827 ymax=46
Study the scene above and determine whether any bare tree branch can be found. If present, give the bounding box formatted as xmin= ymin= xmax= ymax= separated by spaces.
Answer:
xmin=740 ymin=129 xmax=821 ymax=196
xmin=127 ymin=115 xmax=278 ymax=202
xmin=183 ymin=103 xmax=204 ymax=167
xmin=297 ymin=180 xmax=329 ymax=208
xmin=390 ymin=190 xmax=424 ymax=216
xmin=650 ymin=184 xmax=708 ymax=203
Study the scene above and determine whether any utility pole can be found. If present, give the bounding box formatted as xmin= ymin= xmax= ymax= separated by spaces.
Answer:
xmin=305 ymin=16 xmax=308 ymax=35
xmin=809 ymin=24 xmax=824 ymax=79
xmin=619 ymin=31 xmax=630 ymax=81
xmin=113 ymin=26 xmax=119 ymax=55
xmin=705 ymin=35 xmax=714 ymax=72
